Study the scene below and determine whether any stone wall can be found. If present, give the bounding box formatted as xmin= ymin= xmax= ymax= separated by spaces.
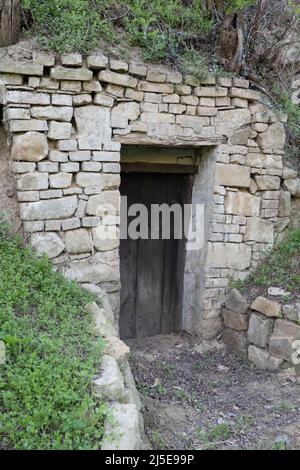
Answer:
xmin=222 ymin=289 xmax=300 ymax=378
xmin=0 ymin=50 xmax=297 ymax=338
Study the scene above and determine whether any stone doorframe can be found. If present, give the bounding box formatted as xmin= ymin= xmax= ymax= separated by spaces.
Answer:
xmin=0 ymin=52 xmax=290 ymax=338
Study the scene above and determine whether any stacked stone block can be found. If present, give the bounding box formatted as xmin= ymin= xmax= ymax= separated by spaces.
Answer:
xmin=0 ymin=51 xmax=297 ymax=336
xmin=223 ymin=290 xmax=300 ymax=373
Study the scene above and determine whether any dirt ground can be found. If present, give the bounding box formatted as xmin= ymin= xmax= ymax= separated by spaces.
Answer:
xmin=127 ymin=334 xmax=300 ymax=450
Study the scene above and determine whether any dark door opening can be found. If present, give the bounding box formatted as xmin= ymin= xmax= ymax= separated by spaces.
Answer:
xmin=120 ymin=171 xmax=194 ymax=339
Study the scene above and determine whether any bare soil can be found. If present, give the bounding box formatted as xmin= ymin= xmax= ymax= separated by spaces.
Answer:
xmin=127 ymin=333 xmax=300 ymax=450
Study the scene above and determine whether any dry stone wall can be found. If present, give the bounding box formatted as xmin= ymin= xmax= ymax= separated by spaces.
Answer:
xmin=0 ymin=50 xmax=298 ymax=338
xmin=222 ymin=289 xmax=300 ymax=379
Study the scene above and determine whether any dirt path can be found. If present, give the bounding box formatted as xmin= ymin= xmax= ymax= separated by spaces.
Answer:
xmin=126 ymin=334 xmax=300 ymax=450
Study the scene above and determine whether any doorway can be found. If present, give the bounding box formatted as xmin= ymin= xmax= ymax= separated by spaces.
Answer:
xmin=120 ymin=170 xmax=194 ymax=339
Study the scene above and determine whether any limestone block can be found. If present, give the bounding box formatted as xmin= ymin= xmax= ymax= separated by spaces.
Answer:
xmin=20 ymin=196 xmax=77 ymax=220
xmin=110 ymin=59 xmax=128 ymax=72
xmin=92 ymin=226 xmax=120 ymax=252
xmin=6 ymin=91 xmax=50 ymax=105
xmin=257 ymin=122 xmax=286 ymax=150
xmin=255 ymin=175 xmax=281 ymax=190
xmin=284 ymin=178 xmax=300 ymax=197
xmin=111 ymin=102 xmax=140 ymax=128
xmin=48 ymin=121 xmax=72 ymax=140
xmin=52 ymin=94 xmax=73 ymax=106
xmin=11 ymin=131 xmax=48 ymax=162
xmin=211 ymin=108 xmax=251 ymax=136
xmin=87 ymin=54 xmax=108 ymax=69
xmin=248 ymin=345 xmax=282 ymax=370
xmin=31 ymin=106 xmax=73 ymax=122
xmin=85 ymin=301 xmax=117 ymax=337
xmin=283 ymin=304 xmax=300 ymax=323
xmin=61 ymin=218 xmax=80 ymax=231
xmin=137 ymin=81 xmax=174 ymax=94
xmin=101 ymin=403 xmax=141 ymax=450
xmin=0 ymin=73 xmax=23 ymax=85
xmin=31 ymin=232 xmax=65 ymax=259
xmin=0 ymin=62 xmax=43 ymax=76
xmin=60 ymin=162 xmax=79 ymax=173
xmin=229 ymin=87 xmax=261 ymax=101
xmin=9 ymin=119 xmax=48 ymax=132
xmin=4 ymin=107 xmax=30 ymax=120
xmin=99 ymin=70 xmax=137 ymax=88
xmin=222 ymin=329 xmax=248 ymax=357
xmin=61 ymin=53 xmax=82 ymax=67
xmin=222 ymin=308 xmax=249 ymax=331
xmin=17 ymin=172 xmax=48 ymax=191
xmin=64 ymin=251 xmax=120 ymax=283
xmin=129 ymin=63 xmax=148 ymax=77
xmin=246 ymin=153 xmax=283 ymax=170
xmin=93 ymin=93 xmax=114 ymax=107
xmin=11 ymin=162 xmax=36 ymax=173
xmin=37 ymin=162 xmax=58 ymax=173
xmin=207 ymin=242 xmax=251 ymax=270
xmin=269 ymin=319 xmax=300 ymax=361
xmin=87 ymin=190 xmax=120 ymax=216
xmin=61 ymin=80 xmax=82 ymax=92
xmin=32 ymin=52 xmax=55 ymax=66
xmin=176 ymin=115 xmax=208 ymax=133
xmin=92 ymin=355 xmax=124 ymax=401
xmin=248 ymin=313 xmax=273 ymax=347
xmin=233 ymin=78 xmax=249 ymax=88
xmin=195 ymin=86 xmax=227 ymax=97
xmin=225 ymin=191 xmax=260 ymax=216
xmin=225 ymin=289 xmax=249 ymax=314
xmin=215 ymin=163 xmax=250 ymax=188
xmin=251 ymin=296 xmax=281 ymax=318
xmin=103 ymin=337 xmax=130 ymax=367
xmin=74 ymin=105 xmax=111 ymax=150
xmin=279 ymin=191 xmax=292 ymax=217
xmin=141 ymin=112 xmax=174 ymax=124
xmin=245 ymin=217 xmax=274 ymax=243
xmin=73 ymin=94 xmax=92 ymax=106
xmin=283 ymin=167 xmax=298 ymax=180
xmin=83 ymin=81 xmax=103 ymax=93
xmin=65 ymin=228 xmax=93 ymax=254
xmin=50 ymin=66 xmax=93 ymax=81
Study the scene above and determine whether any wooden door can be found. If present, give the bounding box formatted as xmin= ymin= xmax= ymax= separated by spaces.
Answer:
xmin=120 ymin=172 xmax=193 ymax=339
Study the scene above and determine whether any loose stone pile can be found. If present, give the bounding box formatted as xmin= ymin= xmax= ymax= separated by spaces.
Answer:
xmin=223 ymin=289 xmax=300 ymax=374
xmin=0 ymin=50 xmax=299 ymax=337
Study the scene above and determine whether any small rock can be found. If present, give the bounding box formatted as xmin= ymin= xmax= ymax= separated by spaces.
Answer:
xmin=268 ymin=287 xmax=290 ymax=297
xmin=101 ymin=403 xmax=141 ymax=450
xmin=85 ymin=302 xmax=117 ymax=337
xmin=92 ymin=355 xmax=124 ymax=401
xmin=225 ymin=289 xmax=249 ymax=314
xmin=103 ymin=336 xmax=130 ymax=367
xmin=251 ymin=296 xmax=281 ymax=318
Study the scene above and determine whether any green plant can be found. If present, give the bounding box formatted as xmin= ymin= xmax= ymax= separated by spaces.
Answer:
xmin=0 ymin=219 xmax=107 ymax=449
xmin=273 ymin=83 xmax=300 ymax=161
xmin=151 ymin=430 xmax=166 ymax=449
xmin=21 ymin=0 xmax=114 ymax=54
xmin=232 ymin=227 xmax=300 ymax=300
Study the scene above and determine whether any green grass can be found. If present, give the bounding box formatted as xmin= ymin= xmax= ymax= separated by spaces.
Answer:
xmin=230 ymin=227 xmax=300 ymax=300
xmin=0 ymin=219 xmax=107 ymax=450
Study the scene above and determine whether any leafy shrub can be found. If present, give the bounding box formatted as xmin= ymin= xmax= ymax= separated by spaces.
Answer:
xmin=22 ymin=0 xmax=114 ymax=54
xmin=0 ymin=219 xmax=107 ymax=449
xmin=231 ymin=227 xmax=300 ymax=300
xmin=21 ymin=0 xmax=212 ymax=63
xmin=273 ymin=83 xmax=300 ymax=161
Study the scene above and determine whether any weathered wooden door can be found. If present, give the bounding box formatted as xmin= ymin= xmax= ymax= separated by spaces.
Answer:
xmin=120 ymin=172 xmax=193 ymax=339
